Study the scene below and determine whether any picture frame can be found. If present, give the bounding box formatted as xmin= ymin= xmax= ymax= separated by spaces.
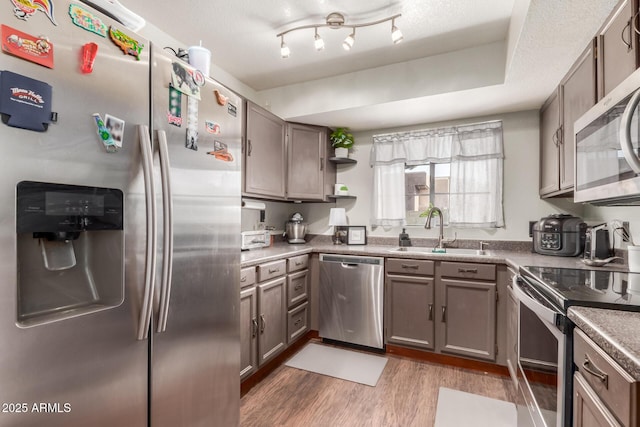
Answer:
xmin=347 ymin=226 xmax=367 ymax=245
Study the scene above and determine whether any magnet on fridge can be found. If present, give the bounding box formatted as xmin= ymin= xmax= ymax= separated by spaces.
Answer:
xmin=185 ymin=97 xmax=198 ymax=151
xmin=92 ymin=113 xmax=117 ymax=152
xmin=167 ymin=86 xmax=182 ymax=127
xmin=80 ymin=42 xmax=98 ymax=73
xmin=68 ymin=4 xmax=107 ymax=37
xmin=10 ymin=0 xmax=57 ymax=25
xmin=214 ymin=90 xmax=227 ymax=106
xmin=104 ymin=114 xmax=124 ymax=148
xmin=170 ymin=62 xmax=200 ymax=100
xmin=1 ymin=25 xmax=54 ymax=68
xmin=109 ymin=26 xmax=143 ymax=60
xmin=206 ymin=140 xmax=233 ymax=162
xmin=0 ymin=70 xmax=52 ymax=131
xmin=204 ymin=120 xmax=220 ymax=135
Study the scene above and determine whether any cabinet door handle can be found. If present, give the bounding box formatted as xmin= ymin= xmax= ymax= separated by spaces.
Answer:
xmin=252 ymin=318 xmax=258 ymax=338
xmin=458 ymin=268 xmax=478 ymax=274
xmin=247 ymin=139 xmax=253 ymax=156
xmin=622 ymin=18 xmax=633 ymax=51
xmin=557 ymin=125 xmax=563 ymax=145
xmin=268 ymin=268 xmax=280 ymax=274
xmin=582 ymin=355 xmax=609 ymax=388
xmin=441 ymin=306 xmax=447 ymax=323
xmin=428 ymin=304 xmax=433 ymax=321
xmin=320 ymin=157 xmax=324 ymax=171
xmin=260 ymin=314 xmax=266 ymax=334
xmin=401 ymin=264 xmax=419 ymax=269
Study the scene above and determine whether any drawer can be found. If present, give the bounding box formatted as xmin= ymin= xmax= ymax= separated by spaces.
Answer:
xmin=386 ymin=258 xmax=434 ymax=276
xmin=440 ymin=262 xmax=495 ymax=281
xmin=288 ymin=254 xmax=309 ymax=273
xmin=573 ymin=328 xmax=637 ymax=426
xmin=287 ymin=301 xmax=309 ymax=344
xmin=240 ymin=267 xmax=256 ymax=289
xmin=257 ymin=259 xmax=287 ymax=282
xmin=287 ymin=270 xmax=308 ymax=308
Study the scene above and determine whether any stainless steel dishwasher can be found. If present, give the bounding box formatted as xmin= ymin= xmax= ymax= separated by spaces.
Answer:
xmin=319 ymin=254 xmax=384 ymax=349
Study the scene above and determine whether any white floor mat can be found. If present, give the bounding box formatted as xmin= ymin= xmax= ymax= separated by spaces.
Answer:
xmin=284 ymin=343 xmax=388 ymax=386
xmin=434 ymin=387 xmax=516 ymax=427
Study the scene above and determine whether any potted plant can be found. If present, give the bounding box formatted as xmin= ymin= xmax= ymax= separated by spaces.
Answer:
xmin=330 ymin=127 xmax=354 ymax=158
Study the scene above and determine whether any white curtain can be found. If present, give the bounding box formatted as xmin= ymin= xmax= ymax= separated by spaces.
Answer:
xmin=370 ymin=121 xmax=504 ymax=228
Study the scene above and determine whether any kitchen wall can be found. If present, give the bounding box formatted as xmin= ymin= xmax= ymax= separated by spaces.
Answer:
xmin=296 ymin=109 xmax=585 ymax=242
xmin=241 ymin=199 xmax=293 ymax=233
xmin=583 ymin=205 xmax=640 ymax=248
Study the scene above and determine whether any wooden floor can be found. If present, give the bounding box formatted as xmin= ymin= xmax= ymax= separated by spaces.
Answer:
xmin=240 ymin=345 xmax=517 ymax=427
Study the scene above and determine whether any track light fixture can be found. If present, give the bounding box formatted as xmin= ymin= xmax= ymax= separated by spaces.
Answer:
xmin=276 ymin=12 xmax=402 ymax=57
xmin=280 ymin=35 xmax=290 ymax=58
xmin=314 ymin=27 xmax=325 ymax=51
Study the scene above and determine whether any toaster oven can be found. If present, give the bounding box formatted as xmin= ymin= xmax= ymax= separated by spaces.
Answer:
xmin=240 ymin=230 xmax=270 ymax=250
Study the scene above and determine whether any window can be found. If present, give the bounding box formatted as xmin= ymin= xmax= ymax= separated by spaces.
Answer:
xmin=371 ymin=120 xmax=504 ymax=229
xmin=405 ymin=163 xmax=450 ymax=226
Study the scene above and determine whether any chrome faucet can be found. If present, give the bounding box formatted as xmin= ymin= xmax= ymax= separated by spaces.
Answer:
xmin=424 ymin=206 xmax=448 ymax=249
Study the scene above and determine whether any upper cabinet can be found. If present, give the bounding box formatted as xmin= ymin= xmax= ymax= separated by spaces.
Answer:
xmin=245 ymin=101 xmax=287 ymax=199
xmin=597 ymin=0 xmax=638 ymax=100
xmin=286 ymin=123 xmax=335 ymax=201
xmin=244 ymin=103 xmax=335 ymax=202
xmin=540 ymin=43 xmax=597 ymax=197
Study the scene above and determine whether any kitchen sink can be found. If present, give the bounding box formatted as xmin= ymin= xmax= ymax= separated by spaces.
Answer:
xmin=388 ymin=247 xmax=488 ymax=256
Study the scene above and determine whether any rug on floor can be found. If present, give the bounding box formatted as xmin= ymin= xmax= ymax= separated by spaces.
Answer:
xmin=284 ymin=343 xmax=388 ymax=387
xmin=434 ymin=387 xmax=516 ymax=427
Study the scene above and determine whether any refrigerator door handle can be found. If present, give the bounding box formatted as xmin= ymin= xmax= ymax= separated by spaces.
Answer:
xmin=156 ymin=130 xmax=174 ymax=333
xmin=137 ymin=125 xmax=157 ymax=340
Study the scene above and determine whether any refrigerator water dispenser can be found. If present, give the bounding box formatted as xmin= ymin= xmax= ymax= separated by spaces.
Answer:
xmin=16 ymin=181 xmax=124 ymax=327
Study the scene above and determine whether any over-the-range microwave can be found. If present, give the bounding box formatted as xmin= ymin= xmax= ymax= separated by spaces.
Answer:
xmin=574 ymin=66 xmax=640 ymax=205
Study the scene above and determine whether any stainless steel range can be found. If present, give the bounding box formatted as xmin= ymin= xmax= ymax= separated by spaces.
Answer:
xmin=514 ymin=266 xmax=640 ymax=427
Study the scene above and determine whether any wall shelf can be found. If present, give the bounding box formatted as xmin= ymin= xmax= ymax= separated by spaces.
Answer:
xmin=328 ymin=157 xmax=357 ymax=164
xmin=327 ymin=195 xmax=356 ymax=200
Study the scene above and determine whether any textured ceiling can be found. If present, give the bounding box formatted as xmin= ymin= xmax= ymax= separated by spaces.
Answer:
xmin=126 ymin=0 xmax=620 ymax=130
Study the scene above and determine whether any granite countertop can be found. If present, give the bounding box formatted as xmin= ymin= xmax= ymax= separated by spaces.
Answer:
xmin=241 ymin=241 xmax=629 ymax=272
xmin=568 ymin=307 xmax=640 ymax=381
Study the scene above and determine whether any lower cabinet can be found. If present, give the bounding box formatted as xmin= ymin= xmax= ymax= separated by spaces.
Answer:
xmin=240 ymin=267 xmax=258 ymax=381
xmin=385 ymin=259 xmax=497 ymax=362
xmin=574 ymin=372 xmax=622 ymax=427
xmin=385 ymin=259 xmax=435 ymax=350
xmin=257 ymin=276 xmax=287 ymax=366
xmin=240 ymin=254 xmax=310 ymax=380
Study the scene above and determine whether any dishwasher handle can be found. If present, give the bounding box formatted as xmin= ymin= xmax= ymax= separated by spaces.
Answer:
xmin=341 ymin=263 xmax=360 ymax=269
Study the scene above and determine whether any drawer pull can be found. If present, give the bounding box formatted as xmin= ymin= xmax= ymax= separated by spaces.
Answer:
xmin=428 ymin=304 xmax=433 ymax=321
xmin=458 ymin=268 xmax=478 ymax=274
xmin=268 ymin=268 xmax=280 ymax=274
xmin=294 ymin=284 xmax=303 ymax=291
xmin=240 ymin=276 xmax=247 ymax=283
xmin=295 ymin=261 xmax=304 ymax=266
xmin=401 ymin=264 xmax=419 ymax=269
xmin=251 ymin=318 xmax=258 ymax=338
xmin=294 ymin=318 xmax=302 ymax=326
xmin=582 ymin=355 xmax=609 ymax=388
xmin=260 ymin=314 xmax=266 ymax=334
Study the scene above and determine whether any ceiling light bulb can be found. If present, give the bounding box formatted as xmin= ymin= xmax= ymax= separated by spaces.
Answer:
xmin=391 ymin=19 xmax=403 ymax=44
xmin=342 ymin=30 xmax=355 ymax=51
xmin=314 ymin=28 xmax=324 ymax=51
xmin=280 ymin=36 xmax=290 ymax=58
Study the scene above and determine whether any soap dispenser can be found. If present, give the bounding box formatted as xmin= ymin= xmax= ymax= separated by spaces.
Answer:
xmin=399 ymin=228 xmax=412 ymax=247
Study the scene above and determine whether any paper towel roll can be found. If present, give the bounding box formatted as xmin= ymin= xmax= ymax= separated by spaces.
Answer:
xmin=242 ymin=200 xmax=266 ymax=210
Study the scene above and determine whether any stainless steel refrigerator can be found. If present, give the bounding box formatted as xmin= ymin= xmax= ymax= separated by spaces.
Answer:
xmin=0 ymin=1 xmax=241 ymax=425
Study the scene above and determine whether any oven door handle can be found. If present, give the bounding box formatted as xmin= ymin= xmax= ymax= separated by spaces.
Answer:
xmin=513 ymin=275 xmax=563 ymax=329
